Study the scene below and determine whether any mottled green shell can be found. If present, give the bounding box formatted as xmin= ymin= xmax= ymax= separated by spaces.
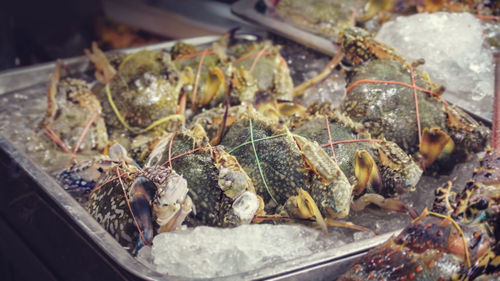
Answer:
xmin=146 ymin=133 xmax=227 ymax=226
xmin=292 ymin=113 xmax=376 ymax=181
xmin=292 ymin=112 xmax=422 ymax=198
xmin=99 ymin=49 xmax=182 ymax=131
xmin=221 ymin=118 xmax=308 ymax=210
xmin=341 ymin=59 xmax=446 ymax=154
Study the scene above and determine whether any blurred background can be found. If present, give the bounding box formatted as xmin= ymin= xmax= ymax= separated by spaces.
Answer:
xmin=0 ymin=0 xmax=253 ymax=71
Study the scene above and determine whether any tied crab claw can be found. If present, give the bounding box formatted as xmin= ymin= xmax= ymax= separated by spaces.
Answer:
xmin=128 ymin=166 xmax=192 ymax=250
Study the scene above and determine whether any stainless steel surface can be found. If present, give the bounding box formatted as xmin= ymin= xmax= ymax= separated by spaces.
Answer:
xmin=0 ymin=36 xmax=404 ymax=280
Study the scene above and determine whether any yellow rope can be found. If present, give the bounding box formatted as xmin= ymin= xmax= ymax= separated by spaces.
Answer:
xmin=413 ymin=207 xmax=471 ymax=267
xmin=105 ymin=84 xmax=185 ymax=134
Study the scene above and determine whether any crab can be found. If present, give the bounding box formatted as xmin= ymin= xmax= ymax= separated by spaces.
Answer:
xmin=290 ymin=106 xmax=422 ymax=211
xmin=170 ymin=40 xmax=230 ymax=110
xmin=144 ymin=125 xmax=263 ymax=227
xmin=215 ymin=107 xmax=354 ymax=232
xmin=230 ymin=40 xmax=294 ymax=102
xmin=339 ymin=27 xmax=489 ymax=170
xmin=56 ymin=143 xmax=136 ymax=201
xmin=85 ymin=43 xmax=187 ymax=134
xmin=40 ymin=60 xmax=108 ymax=154
xmin=87 ymin=155 xmax=192 ymax=253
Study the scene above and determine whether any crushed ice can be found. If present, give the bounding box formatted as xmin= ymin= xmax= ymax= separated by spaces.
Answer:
xmin=149 ymin=224 xmax=338 ymax=278
xmin=375 ymin=12 xmax=494 ymax=105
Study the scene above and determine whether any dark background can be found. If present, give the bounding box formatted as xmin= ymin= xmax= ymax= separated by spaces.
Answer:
xmin=0 ymin=0 xmax=240 ymax=71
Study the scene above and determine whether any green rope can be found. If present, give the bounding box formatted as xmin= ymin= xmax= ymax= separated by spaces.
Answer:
xmin=106 ymin=84 xmax=185 ymax=134
xmin=249 ymin=119 xmax=278 ymax=205
xmin=227 ymin=133 xmax=288 ymax=154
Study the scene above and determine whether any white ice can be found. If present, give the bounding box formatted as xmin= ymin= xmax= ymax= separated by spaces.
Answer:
xmin=150 ymin=224 xmax=340 ymax=278
xmin=375 ymin=12 xmax=494 ymax=106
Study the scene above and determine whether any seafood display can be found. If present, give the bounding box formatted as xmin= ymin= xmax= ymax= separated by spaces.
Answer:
xmin=1 ymin=11 xmax=499 ymax=278
xmin=336 ymin=56 xmax=500 ymax=281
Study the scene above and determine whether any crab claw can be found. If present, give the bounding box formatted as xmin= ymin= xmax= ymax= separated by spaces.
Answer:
xmin=153 ymin=170 xmax=192 ymax=233
xmin=108 ymin=142 xmax=140 ymax=168
xmin=129 ymin=176 xmax=157 ymax=246
xmin=420 ymin=127 xmax=455 ymax=168
xmin=198 ymin=66 xmax=226 ymax=106
xmin=284 ymin=188 xmax=328 ymax=234
xmin=354 ymin=150 xmax=382 ymax=196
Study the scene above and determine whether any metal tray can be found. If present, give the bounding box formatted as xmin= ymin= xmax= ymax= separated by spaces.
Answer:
xmin=0 ymin=35 xmax=476 ymax=280
xmin=231 ymin=0 xmax=495 ymax=122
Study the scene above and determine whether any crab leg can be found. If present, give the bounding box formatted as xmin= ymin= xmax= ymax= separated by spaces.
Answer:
xmin=84 ymin=42 xmax=116 ymax=84
xmin=43 ymin=60 xmax=62 ymax=125
xmin=353 ymin=150 xmax=382 ymax=196
xmin=293 ymin=51 xmax=344 ymax=98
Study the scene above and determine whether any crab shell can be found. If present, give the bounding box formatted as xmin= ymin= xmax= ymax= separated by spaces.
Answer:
xmin=87 ymin=161 xmax=141 ymax=252
xmin=274 ymin=0 xmax=358 ymax=41
xmin=87 ymin=161 xmax=192 ymax=252
xmin=145 ymin=126 xmax=261 ymax=227
xmin=338 ymin=206 xmax=494 ymax=280
xmin=220 ymin=111 xmax=352 ymax=220
xmin=291 ymin=110 xmax=422 ymax=199
xmin=339 ymin=28 xmax=489 ymax=169
xmin=88 ymin=47 xmax=186 ymax=132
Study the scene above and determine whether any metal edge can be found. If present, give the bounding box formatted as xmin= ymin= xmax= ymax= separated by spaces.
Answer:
xmin=0 ymin=34 xmax=401 ymax=280
xmin=231 ymin=0 xmax=338 ymax=56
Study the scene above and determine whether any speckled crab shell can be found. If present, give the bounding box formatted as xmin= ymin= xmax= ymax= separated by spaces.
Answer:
xmin=87 ymin=161 xmax=190 ymax=253
xmin=87 ymin=161 xmax=140 ymax=252
xmin=220 ymin=110 xmax=352 ymax=219
xmin=274 ymin=0 xmax=360 ymax=41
